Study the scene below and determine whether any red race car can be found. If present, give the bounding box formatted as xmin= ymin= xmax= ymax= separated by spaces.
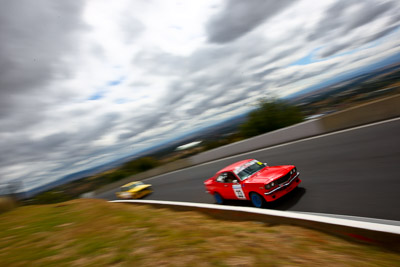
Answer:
xmin=204 ymin=159 xmax=301 ymax=208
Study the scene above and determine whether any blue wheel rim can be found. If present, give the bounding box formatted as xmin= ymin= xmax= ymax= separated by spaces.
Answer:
xmin=251 ymin=194 xmax=262 ymax=207
xmin=215 ymin=193 xmax=223 ymax=204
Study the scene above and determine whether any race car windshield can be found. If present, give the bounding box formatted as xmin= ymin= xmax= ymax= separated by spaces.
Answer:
xmin=236 ymin=162 xmax=265 ymax=180
xmin=121 ymin=182 xmax=144 ymax=191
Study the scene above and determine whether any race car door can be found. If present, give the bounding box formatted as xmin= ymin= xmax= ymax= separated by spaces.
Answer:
xmin=215 ymin=172 xmax=246 ymax=200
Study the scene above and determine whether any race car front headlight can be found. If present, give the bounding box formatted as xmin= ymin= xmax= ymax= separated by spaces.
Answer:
xmin=265 ymin=182 xmax=275 ymax=190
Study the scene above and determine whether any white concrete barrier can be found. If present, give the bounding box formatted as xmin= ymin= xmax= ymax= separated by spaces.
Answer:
xmin=111 ymin=200 xmax=400 ymax=251
xmin=319 ymin=94 xmax=400 ymax=132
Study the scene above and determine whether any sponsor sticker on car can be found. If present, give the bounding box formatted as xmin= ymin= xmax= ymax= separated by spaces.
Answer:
xmin=232 ymin=184 xmax=246 ymax=200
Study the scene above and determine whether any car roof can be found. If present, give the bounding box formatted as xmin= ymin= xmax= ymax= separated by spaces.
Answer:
xmin=217 ymin=159 xmax=255 ymax=173
xmin=121 ymin=181 xmax=142 ymax=187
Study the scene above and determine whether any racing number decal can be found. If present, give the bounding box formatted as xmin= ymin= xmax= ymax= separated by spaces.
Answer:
xmin=232 ymin=184 xmax=246 ymax=200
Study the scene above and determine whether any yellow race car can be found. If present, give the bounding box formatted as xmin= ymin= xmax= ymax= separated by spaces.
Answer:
xmin=115 ymin=181 xmax=153 ymax=199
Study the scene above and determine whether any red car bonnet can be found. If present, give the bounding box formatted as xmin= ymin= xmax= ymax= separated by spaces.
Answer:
xmin=244 ymin=166 xmax=291 ymax=184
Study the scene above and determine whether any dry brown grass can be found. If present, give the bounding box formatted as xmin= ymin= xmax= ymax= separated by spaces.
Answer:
xmin=0 ymin=199 xmax=399 ymax=266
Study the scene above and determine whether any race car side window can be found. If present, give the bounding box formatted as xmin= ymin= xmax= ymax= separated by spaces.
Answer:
xmin=226 ymin=172 xmax=237 ymax=183
xmin=216 ymin=173 xmax=227 ymax=182
xmin=216 ymin=172 xmax=237 ymax=183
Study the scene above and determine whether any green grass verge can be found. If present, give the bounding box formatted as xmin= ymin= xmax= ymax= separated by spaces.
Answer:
xmin=0 ymin=199 xmax=399 ymax=266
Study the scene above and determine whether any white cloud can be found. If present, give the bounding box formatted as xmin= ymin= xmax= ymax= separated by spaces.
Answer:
xmin=0 ymin=0 xmax=399 ymax=192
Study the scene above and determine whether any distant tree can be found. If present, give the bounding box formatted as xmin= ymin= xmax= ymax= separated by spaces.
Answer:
xmin=32 ymin=191 xmax=71 ymax=204
xmin=239 ymin=99 xmax=304 ymax=138
xmin=121 ymin=157 xmax=160 ymax=173
xmin=103 ymin=170 xmax=130 ymax=183
xmin=203 ymin=139 xmax=230 ymax=151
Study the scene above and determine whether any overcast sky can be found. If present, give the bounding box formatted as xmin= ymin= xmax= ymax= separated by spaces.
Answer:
xmin=1 ymin=0 xmax=399 ymax=191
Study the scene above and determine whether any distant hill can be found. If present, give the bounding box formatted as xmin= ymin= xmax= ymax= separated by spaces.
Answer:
xmin=289 ymin=52 xmax=400 ymax=102
xmin=289 ymin=60 xmax=400 ymax=107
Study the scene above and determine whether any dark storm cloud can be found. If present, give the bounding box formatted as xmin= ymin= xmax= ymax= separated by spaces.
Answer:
xmin=117 ymin=113 xmax=165 ymax=141
xmin=0 ymin=112 xmax=121 ymax=170
xmin=249 ymin=44 xmax=302 ymax=75
xmin=363 ymin=24 xmax=399 ymax=43
xmin=162 ymin=70 xmax=229 ymax=111
xmin=166 ymin=71 xmax=265 ymax=118
xmin=307 ymin=0 xmax=355 ymax=41
xmin=0 ymin=0 xmax=87 ymax=118
xmin=206 ymin=0 xmax=295 ymax=43
xmin=309 ymin=0 xmax=400 ymax=58
xmin=0 ymin=133 xmax=71 ymax=168
xmin=185 ymin=90 xmax=228 ymax=117
xmin=162 ymin=81 xmax=191 ymax=107
xmin=253 ymin=67 xmax=279 ymax=79
xmin=162 ymin=74 xmax=234 ymax=112
xmin=33 ymin=112 xmax=123 ymax=174
xmin=130 ymin=46 xmax=251 ymax=129
xmin=133 ymin=33 xmax=273 ymax=117
xmin=319 ymin=23 xmax=400 ymax=58
xmin=132 ymin=34 xmax=276 ymax=122
xmin=319 ymin=43 xmax=350 ymax=58
xmin=72 ymin=112 xmax=121 ymax=144
xmin=31 ymin=112 xmax=123 ymax=169
xmin=187 ymin=46 xmax=234 ymax=72
xmin=344 ymin=1 xmax=393 ymax=33
xmin=0 ymin=0 xmax=90 ymax=182
xmin=307 ymin=0 xmax=393 ymax=41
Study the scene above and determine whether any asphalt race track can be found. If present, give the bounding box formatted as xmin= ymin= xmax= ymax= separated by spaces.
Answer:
xmin=96 ymin=118 xmax=400 ymax=221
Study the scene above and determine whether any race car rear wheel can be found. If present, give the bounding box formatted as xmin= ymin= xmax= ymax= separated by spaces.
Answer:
xmin=214 ymin=192 xmax=224 ymax=204
xmin=250 ymin=192 xmax=266 ymax=208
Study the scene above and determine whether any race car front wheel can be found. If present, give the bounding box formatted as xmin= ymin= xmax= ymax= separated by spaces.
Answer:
xmin=250 ymin=192 xmax=266 ymax=208
xmin=214 ymin=192 xmax=224 ymax=204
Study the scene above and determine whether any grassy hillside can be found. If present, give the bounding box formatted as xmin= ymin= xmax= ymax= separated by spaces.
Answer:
xmin=1 ymin=199 xmax=399 ymax=266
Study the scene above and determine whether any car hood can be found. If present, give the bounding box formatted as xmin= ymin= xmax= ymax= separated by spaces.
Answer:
xmin=245 ymin=166 xmax=291 ymax=184
xmin=126 ymin=184 xmax=151 ymax=193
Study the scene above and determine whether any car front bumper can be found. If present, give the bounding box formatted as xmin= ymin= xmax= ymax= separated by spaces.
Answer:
xmin=263 ymin=172 xmax=301 ymax=201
